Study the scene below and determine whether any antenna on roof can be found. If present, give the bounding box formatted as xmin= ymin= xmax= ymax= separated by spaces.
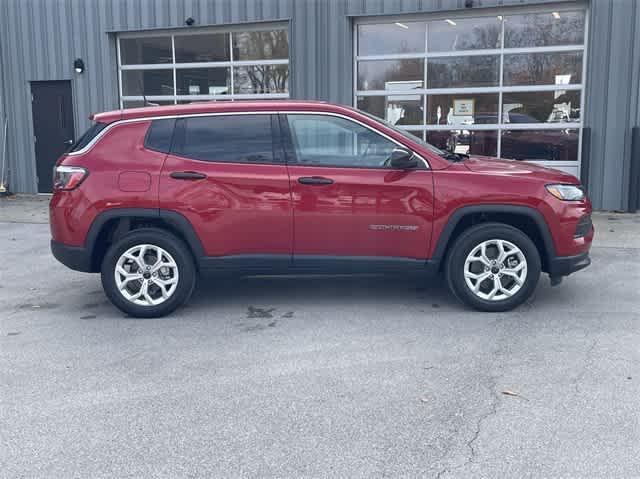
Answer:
xmin=136 ymin=77 xmax=158 ymax=107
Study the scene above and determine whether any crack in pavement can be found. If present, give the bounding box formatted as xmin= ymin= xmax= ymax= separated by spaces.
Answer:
xmin=435 ymin=374 xmax=502 ymax=478
xmin=572 ymin=338 xmax=598 ymax=396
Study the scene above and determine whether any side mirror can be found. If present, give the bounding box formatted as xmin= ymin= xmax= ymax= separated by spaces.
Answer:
xmin=389 ymin=148 xmax=418 ymax=169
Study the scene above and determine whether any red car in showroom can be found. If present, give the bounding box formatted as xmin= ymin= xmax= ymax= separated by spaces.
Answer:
xmin=50 ymin=100 xmax=593 ymax=317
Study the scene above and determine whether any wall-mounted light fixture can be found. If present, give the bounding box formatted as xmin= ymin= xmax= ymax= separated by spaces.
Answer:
xmin=185 ymin=17 xmax=195 ymax=26
xmin=74 ymin=58 xmax=85 ymax=74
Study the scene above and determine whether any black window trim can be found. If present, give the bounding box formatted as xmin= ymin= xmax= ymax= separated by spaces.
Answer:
xmin=171 ymin=113 xmax=283 ymax=166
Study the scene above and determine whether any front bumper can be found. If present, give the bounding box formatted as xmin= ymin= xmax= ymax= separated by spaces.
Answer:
xmin=547 ymin=251 xmax=591 ymax=278
xmin=51 ymin=240 xmax=93 ymax=273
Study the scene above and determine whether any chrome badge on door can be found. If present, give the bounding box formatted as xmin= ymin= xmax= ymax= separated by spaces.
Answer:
xmin=368 ymin=224 xmax=419 ymax=232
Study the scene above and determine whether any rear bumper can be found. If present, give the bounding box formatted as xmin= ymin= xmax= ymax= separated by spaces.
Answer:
xmin=51 ymin=240 xmax=93 ymax=273
xmin=547 ymin=251 xmax=591 ymax=277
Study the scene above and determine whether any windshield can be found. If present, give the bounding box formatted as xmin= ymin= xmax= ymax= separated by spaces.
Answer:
xmin=354 ymin=108 xmax=446 ymax=156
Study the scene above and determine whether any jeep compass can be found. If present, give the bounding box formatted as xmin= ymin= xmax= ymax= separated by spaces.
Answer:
xmin=50 ymin=101 xmax=593 ymax=317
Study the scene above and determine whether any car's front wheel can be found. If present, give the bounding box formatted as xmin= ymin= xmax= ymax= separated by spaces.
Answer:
xmin=445 ymin=223 xmax=541 ymax=312
xmin=101 ymin=228 xmax=196 ymax=318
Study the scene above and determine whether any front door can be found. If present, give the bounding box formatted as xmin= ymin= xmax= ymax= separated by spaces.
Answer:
xmin=282 ymin=113 xmax=435 ymax=267
xmin=159 ymin=113 xmax=292 ymax=265
xmin=31 ymin=81 xmax=75 ymax=192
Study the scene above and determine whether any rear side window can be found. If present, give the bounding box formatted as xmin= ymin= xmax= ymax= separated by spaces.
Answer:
xmin=69 ymin=122 xmax=108 ymax=152
xmin=144 ymin=118 xmax=176 ymax=153
xmin=174 ymin=114 xmax=277 ymax=163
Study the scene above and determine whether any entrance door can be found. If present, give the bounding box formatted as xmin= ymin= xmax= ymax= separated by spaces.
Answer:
xmin=31 ymin=81 xmax=75 ymax=192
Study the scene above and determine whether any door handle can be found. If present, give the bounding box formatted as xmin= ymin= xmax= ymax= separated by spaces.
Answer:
xmin=297 ymin=176 xmax=334 ymax=185
xmin=170 ymin=171 xmax=207 ymax=180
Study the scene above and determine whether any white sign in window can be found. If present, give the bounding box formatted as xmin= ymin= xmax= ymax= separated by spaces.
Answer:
xmin=453 ymin=99 xmax=475 ymax=116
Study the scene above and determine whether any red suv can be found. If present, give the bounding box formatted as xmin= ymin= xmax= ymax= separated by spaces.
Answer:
xmin=50 ymin=101 xmax=593 ymax=317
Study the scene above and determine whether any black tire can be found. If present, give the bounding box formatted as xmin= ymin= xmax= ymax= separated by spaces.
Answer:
xmin=445 ymin=223 xmax=541 ymax=312
xmin=100 ymin=228 xmax=196 ymax=318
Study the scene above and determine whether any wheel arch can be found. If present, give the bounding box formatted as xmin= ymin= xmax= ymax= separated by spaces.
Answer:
xmin=85 ymin=208 xmax=205 ymax=272
xmin=432 ymin=205 xmax=556 ymax=273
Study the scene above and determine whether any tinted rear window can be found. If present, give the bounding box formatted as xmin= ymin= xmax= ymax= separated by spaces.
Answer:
xmin=69 ymin=122 xmax=108 ymax=152
xmin=174 ymin=115 xmax=276 ymax=163
xmin=144 ymin=118 xmax=176 ymax=153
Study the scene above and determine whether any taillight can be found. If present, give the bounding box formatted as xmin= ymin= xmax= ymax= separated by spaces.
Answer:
xmin=53 ymin=165 xmax=88 ymax=190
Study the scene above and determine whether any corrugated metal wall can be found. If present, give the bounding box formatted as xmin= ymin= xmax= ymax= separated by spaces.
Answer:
xmin=0 ymin=0 xmax=639 ymax=210
xmin=583 ymin=0 xmax=640 ymax=211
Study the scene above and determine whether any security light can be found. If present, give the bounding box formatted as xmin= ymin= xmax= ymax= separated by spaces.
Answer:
xmin=394 ymin=22 xmax=409 ymax=29
xmin=552 ymin=12 xmax=561 ymax=19
xmin=445 ymin=19 xmax=457 ymax=26
xmin=74 ymin=58 xmax=85 ymax=74
xmin=185 ymin=17 xmax=195 ymax=26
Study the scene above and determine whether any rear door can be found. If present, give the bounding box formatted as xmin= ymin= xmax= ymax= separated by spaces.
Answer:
xmin=282 ymin=112 xmax=435 ymax=267
xmin=159 ymin=113 xmax=292 ymax=263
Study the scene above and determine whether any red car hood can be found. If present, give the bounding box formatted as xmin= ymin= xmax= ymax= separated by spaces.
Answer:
xmin=463 ymin=156 xmax=580 ymax=184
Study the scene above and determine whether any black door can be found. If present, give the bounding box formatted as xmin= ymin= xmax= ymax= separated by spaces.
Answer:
xmin=31 ymin=81 xmax=75 ymax=192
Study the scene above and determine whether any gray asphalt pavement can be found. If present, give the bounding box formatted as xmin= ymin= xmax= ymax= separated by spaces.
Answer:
xmin=1 ymin=221 xmax=639 ymax=478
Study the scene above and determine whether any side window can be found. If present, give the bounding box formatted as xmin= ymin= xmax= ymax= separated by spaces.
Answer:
xmin=69 ymin=122 xmax=108 ymax=152
xmin=144 ymin=118 xmax=176 ymax=153
xmin=174 ymin=114 xmax=276 ymax=163
xmin=285 ymin=114 xmax=398 ymax=168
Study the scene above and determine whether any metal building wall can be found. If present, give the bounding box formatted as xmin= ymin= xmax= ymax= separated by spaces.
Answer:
xmin=0 ymin=0 xmax=638 ymax=210
xmin=584 ymin=0 xmax=640 ymax=210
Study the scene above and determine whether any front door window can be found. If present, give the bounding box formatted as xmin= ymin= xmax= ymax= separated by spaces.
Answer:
xmin=286 ymin=114 xmax=397 ymax=168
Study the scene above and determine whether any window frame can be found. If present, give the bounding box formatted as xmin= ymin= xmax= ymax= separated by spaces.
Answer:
xmin=353 ymin=3 xmax=589 ymax=173
xmin=279 ymin=112 xmax=429 ymax=170
xmin=116 ymin=22 xmax=290 ymax=107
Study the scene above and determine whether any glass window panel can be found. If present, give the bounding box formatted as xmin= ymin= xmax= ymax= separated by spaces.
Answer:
xmin=178 ymin=115 xmax=274 ymax=163
xmin=120 ymin=37 xmax=173 ymax=64
xmin=427 ymin=130 xmax=498 ymax=156
xmin=356 ymin=95 xmax=424 ymax=126
xmin=405 ymin=130 xmax=424 ymax=140
xmin=427 ymin=56 xmax=499 ymax=88
xmin=502 ymin=90 xmax=581 ymax=124
xmin=174 ymin=34 xmax=229 ymax=63
xmin=121 ymin=70 xmax=174 ymax=96
xmin=123 ymin=100 xmax=175 ymax=109
xmin=233 ymin=30 xmax=289 ymax=60
xmin=503 ymin=52 xmax=582 ymax=86
xmin=357 ymin=59 xmax=424 ymax=91
xmin=286 ymin=114 xmax=397 ymax=168
xmin=233 ymin=65 xmax=289 ymax=94
xmin=504 ymin=11 xmax=586 ymax=48
xmin=500 ymin=129 xmax=579 ymax=161
xmin=176 ymin=68 xmax=230 ymax=96
xmin=428 ymin=17 xmax=502 ymax=52
xmin=176 ymin=99 xmax=233 ymax=104
xmin=358 ymin=22 xmax=426 ymax=56
xmin=426 ymin=93 xmax=498 ymax=126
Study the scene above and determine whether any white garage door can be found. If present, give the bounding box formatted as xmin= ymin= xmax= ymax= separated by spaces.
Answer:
xmin=354 ymin=6 xmax=587 ymax=177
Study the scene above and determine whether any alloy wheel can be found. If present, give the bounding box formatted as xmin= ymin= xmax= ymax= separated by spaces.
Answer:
xmin=114 ymin=244 xmax=179 ymax=306
xmin=463 ymin=239 xmax=528 ymax=301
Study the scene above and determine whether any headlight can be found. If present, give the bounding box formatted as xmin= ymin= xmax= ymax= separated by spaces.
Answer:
xmin=545 ymin=184 xmax=585 ymax=201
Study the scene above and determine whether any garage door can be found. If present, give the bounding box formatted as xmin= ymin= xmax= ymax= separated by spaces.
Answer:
xmin=354 ymin=7 xmax=587 ymax=177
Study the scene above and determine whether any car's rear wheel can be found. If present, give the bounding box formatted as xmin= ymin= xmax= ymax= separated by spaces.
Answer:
xmin=101 ymin=228 xmax=196 ymax=318
xmin=445 ymin=223 xmax=541 ymax=312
